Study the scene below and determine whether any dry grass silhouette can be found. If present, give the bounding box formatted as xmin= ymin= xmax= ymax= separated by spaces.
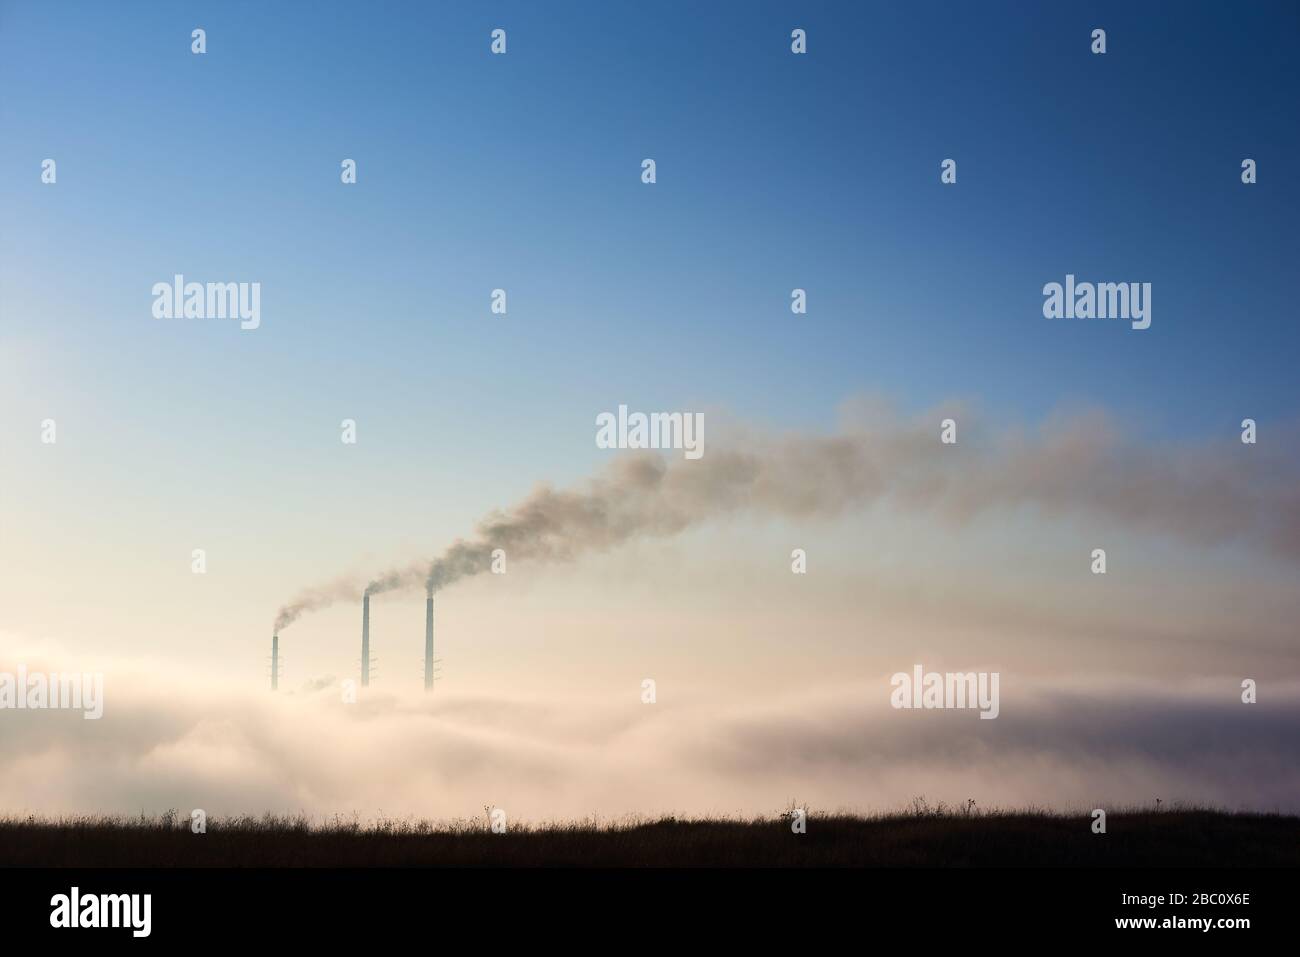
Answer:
xmin=2 ymin=802 xmax=1296 ymax=867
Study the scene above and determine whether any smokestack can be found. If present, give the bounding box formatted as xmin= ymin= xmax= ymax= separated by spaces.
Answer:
xmin=424 ymin=596 xmax=434 ymax=691
xmin=271 ymin=633 xmax=279 ymax=691
xmin=361 ymin=593 xmax=370 ymax=687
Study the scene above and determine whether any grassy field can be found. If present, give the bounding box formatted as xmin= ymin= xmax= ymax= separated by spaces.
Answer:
xmin=3 ymin=805 xmax=1297 ymax=867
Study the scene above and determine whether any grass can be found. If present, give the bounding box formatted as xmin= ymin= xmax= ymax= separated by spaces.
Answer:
xmin=2 ymin=803 xmax=1296 ymax=867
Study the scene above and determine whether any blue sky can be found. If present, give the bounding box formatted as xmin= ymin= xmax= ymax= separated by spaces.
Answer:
xmin=5 ymin=0 xmax=1297 ymax=442
xmin=1 ymin=0 xmax=1297 ymax=673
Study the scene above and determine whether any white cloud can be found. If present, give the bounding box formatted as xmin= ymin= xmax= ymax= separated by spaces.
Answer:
xmin=2 ymin=644 xmax=1296 ymax=820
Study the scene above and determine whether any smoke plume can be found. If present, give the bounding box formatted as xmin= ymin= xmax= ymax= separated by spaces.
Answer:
xmin=273 ymin=576 xmax=364 ymax=633
xmin=273 ymin=401 xmax=1300 ymax=630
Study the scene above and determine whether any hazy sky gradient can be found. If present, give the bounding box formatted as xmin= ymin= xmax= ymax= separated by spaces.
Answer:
xmin=1 ymin=1 xmax=1297 ymax=817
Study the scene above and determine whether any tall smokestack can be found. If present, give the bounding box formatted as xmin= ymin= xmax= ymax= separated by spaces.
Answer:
xmin=271 ymin=633 xmax=279 ymax=691
xmin=361 ymin=593 xmax=370 ymax=687
xmin=424 ymin=596 xmax=434 ymax=691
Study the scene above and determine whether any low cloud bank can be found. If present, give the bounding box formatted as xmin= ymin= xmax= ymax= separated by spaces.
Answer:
xmin=2 ymin=651 xmax=1296 ymax=820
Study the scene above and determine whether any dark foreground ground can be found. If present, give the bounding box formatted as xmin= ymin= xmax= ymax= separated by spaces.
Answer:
xmin=3 ymin=808 xmax=1298 ymax=867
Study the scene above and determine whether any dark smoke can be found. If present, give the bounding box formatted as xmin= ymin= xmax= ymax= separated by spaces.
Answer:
xmin=273 ymin=403 xmax=1300 ymax=630
xmin=273 ymin=575 xmax=364 ymax=633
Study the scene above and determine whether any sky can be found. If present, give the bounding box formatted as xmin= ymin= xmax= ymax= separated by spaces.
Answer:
xmin=1 ymin=1 xmax=1298 ymax=820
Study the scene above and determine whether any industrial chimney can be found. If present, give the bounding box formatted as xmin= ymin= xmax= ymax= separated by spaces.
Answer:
xmin=271 ymin=633 xmax=279 ymax=691
xmin=424 ymin=596 xmax=434 ymax=691
xmin=361 ymin=593 xmax=371 ymax=687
